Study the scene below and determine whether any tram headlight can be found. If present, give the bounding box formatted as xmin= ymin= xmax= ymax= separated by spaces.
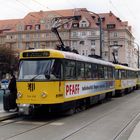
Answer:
xmin=41 ymin=92 xmax=47 ymax=98
xmin=17 ymin=92 xmax=22 ymax=98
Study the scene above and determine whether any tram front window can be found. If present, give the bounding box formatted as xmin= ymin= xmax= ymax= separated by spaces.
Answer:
xmin=18 ymin=59 xmax=62 ymax=80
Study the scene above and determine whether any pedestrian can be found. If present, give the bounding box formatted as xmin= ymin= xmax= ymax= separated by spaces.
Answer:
xmin=8 ymin=72 xmax=18 ymax=111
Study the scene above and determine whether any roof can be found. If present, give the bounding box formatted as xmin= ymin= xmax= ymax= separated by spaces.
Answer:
xmin=0 ymin=19 xmax=20 ymax=31
xmin=0 ymin=8 xmax=132 ymax=33
xmin=98 ymin=11 xmax=132 ymax=32
xmin=115 ymin=64 xmax=136 ymax=71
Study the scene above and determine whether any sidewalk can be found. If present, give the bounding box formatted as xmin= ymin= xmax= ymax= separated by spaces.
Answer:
xmin=0 ymin=90 xmax=19 ymax=121
xmin=128 ymin=121 xmax=140 ymax=140
xmin=0 ymin=103 xmax=18 ymax=121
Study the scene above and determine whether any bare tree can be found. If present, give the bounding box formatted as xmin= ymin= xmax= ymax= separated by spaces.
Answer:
xmin=0 ymin=45 xmax=18 ymax=79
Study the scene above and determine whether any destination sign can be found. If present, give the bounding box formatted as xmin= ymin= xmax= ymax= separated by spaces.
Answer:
xmin=23 ymin=51 xmax=50 ymax=57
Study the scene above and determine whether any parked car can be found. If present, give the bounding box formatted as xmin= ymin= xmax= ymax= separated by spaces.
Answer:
xmin=1 ymin=79 xmax=9 ymax=89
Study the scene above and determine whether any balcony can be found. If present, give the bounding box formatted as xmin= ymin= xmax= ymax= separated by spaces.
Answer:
xmin=5 ymin=38 xmax=16 ymax=43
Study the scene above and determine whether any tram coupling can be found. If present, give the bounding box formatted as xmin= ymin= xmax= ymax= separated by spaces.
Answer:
xmin=18 ymin=104 xmax=34 ymax=115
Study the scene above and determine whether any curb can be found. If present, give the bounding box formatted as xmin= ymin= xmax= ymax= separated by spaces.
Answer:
xmin=0 ymin=111 xmax=19 ymax=121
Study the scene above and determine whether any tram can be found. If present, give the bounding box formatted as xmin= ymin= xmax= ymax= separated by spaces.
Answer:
xmin=136 ymin=69 xmax=140 ymax=89
xmin=16 ymin=49 xmax=115 ymax=115
xmin=114 ymin=64 xmax=137 ymax=96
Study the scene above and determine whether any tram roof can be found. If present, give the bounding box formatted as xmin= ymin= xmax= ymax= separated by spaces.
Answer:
xmin=20 ymin=49 xmax=114 ymax=67
xmin=114 ymin=64 xmax=136 ymax=71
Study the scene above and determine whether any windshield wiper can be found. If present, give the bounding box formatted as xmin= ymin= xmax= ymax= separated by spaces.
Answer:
xmin=30 ymin=75 xmax=40 ymax=82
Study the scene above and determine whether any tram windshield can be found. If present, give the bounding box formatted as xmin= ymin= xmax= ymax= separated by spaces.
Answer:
xmin=18 ymin=59 xmax=62 ymax=81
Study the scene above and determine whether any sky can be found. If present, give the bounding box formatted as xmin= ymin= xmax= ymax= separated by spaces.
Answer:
xmin=0 ymin=0 xmax=140 ymax=44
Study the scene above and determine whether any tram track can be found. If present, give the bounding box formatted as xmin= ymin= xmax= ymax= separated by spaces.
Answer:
xmin=0 ymin=91 xmax=140 ymax=140
xmin=112 ymin=112 xmax=140 ymax=140
xmin=60 ymin=92 xmax=140 ymax=140
xmin=0 ymin=115 xmax=63 ymax=140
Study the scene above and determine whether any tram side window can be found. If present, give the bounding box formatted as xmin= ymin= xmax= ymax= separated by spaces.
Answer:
xmin=104 ymin=66 xmax=108 ymax=79
xmin=76 ymin=62 xmax=85 ymax=79
xmin=115 ymin=69 xmax=119 ymax=79
xmin=134 ymin=71 xmax=137 ymax=78
xmin=50 ymin=59 xmax=62 ymax=79
xmin=85 ymin=63 xmax=92 ymax=79
xmin=126 ymin=70 xmax=129 ymax=78
xmin=132 ymin=71 xmax=136 ymax=78
xmin=112 ymin=67 xmax=115 ymax=79
xmin=92 ymin=64 xmax=98 ymax=79
xmin=127 ymin=70 xmax=131 ymax=78
xmin=121 ymin=70 xmax=126 ymax=79
xmin=131 ymin=71 xmax=136 ymax=78
xmin=64 ymin=60 xmax=76 ymax=80
xmin=138 ymin=71 xmax=140 ymax=78
xmin=108 ymin=67 xmax=114 ymax=79
xmin=98 ymin=65 xmax=104 ymax=79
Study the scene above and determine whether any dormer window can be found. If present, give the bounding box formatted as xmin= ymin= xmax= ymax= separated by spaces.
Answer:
xmin=35 ymin=24 xmax=40 ymax=30
xmin=81 ymin=21 xmax=87 ymax=27
xmin=79 ymin=17 xmax=89 ymax=28
xmin=25 ymin=25 xmax=32 ymax=30
xmin=17 ymin=25 xmax=24 ymax=31
xmin=72 ymin=23 xmax=79 ymax=28
xmin=107 ymin=24 xmax=116 ymax=29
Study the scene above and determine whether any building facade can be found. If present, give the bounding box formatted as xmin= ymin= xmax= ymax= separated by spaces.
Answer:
xmin=0 ymin=8 xmax=138 ymax=68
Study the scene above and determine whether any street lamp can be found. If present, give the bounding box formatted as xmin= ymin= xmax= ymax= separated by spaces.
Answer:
xmin=81 ymin=9 xmax=102 ymax=58
xmin=109 ymin=44 xmax=122 ymax=64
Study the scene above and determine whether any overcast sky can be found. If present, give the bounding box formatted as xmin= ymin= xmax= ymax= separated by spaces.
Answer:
xmin=0 ymin=0 xmax=140 ymax=44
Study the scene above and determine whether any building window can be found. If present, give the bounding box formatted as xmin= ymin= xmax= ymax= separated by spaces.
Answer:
xmin=82 ymin=50 xmax=85 ymax=55
xmin=104 ymin=51 xmax=108 ymax=56
xmin=72 ymin=31 xmax=78 ymax=37
xmin=113 ymin=41 xmax=118 ymax=45
xmin=79 ymin=41 xmax=85 ymax=45
xmin=34 ymin=42 xmax=40 ymax=49
xmin=26 ymin=34 xmax=30 ymax=40
xmin=72 ymin=41 xmax=77 ymax=47
xmin=90 ymin=31 xmax=96 ymax=36
xmin=91 ymin=40 xmax=95 ymax=45
xmin=26 ymin=43 xmax=30 ymax=49
xmin=18 ymin=43 xmax=22 ymax=49
xmin=114 ymin=32 xmax=118 ymax=37
xmin=81 ymin=31 xmax=86 ymax=36
xmin=18 ymin=34 xmax=22 ymax=41
xmin=86 ymin=50 xmax=88 ymax=56
xmin=17 ymin=25 xmax=24 ymax=31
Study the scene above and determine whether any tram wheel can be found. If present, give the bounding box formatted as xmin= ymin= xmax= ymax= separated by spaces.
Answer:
xmin=64 ymin=108 xmax=76 ymax=115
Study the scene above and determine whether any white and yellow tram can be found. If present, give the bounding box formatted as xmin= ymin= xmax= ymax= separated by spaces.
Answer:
xmin=114 ymin=64 xmax=137 ymax=96
xmin=16 ymin=49 xmax=115 ymax=115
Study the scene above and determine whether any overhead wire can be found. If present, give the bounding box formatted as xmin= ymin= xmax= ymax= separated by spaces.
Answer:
xmin=16 ymin=0 xmax=36 ymax=11
xmin=31 ymin=0 xmax=83 ymax=18
xmin=31 ymin=0 xmax=65 ymax=17
xmin=109 ymin=0 xmax=125 ymax=20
